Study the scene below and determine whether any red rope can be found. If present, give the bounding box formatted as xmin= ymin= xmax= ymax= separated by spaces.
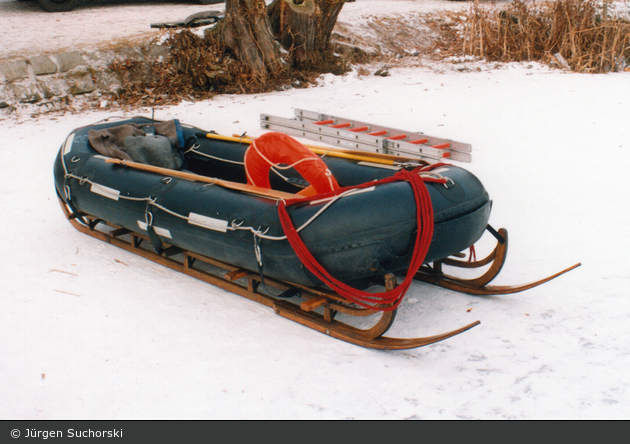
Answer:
xmin=278 ymin=165 xmax=445 ymax=311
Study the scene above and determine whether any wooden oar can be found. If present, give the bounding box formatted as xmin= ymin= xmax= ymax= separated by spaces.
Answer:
xmin=104 ymin=158 xmax=301 ymax=201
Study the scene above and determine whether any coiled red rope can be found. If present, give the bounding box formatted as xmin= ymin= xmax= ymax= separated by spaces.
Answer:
xmin=278 ymin=165 xmax=446 ymax=311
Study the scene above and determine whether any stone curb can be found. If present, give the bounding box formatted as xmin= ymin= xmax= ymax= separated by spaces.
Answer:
xmin=0 ymin=45 xmax=170 ymax=110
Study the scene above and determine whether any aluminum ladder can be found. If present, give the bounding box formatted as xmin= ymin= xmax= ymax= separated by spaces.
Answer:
xmin=260 ymin=109 xmax=472 ymax=163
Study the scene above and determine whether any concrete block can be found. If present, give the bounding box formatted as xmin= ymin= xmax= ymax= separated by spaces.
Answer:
xmin=38 ymin=77 xmax=67 ymax=99
xmin=67 ymin=73 xmax=96 ymax=95
xmin=10 ymin=82 xmax=43 ymax=104
xmin=92 ymin=70 xmax=121 ymax=91
xmin=0 ymin=60 xmax=29 ymax=82
xmin=30 ymin=55 xmax=58 ymax=76
xmin=55 ymin=51 xmax=86 ymax=72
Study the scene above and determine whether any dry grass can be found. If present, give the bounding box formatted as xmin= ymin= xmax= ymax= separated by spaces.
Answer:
xmin=433 ymin=0 xmax=630 ymax=73
xmin=106 ymin=31 xmax=250 ymax=107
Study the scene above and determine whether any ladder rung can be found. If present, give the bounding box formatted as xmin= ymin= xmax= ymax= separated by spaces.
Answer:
xmin=432 ymin=143 xmax=451 ymax=149
xmin=349 ymin=126 xmax=369 ymax=132
xmin=330 ymin=123 xmax=352 ymax=129
xmin=367 ymin=130 xmax=388 ymax=136
xmin=387 ymin=134 xmax=407 ymax=140
xmin=409 ymin=138 xmax=429 ymax=145
xmin=314 ymin=119 xmax=334 ymax=125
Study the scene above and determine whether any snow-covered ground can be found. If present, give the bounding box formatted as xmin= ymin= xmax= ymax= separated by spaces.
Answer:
xmin=0 ymin=0 xmax=226 ymax=61
xmin=2 ymin=0 xmax=630 ymax=420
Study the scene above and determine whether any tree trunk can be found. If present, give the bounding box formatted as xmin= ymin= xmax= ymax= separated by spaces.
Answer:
xmin=212 ymin=0 xmax=286 ymax=84
xmin=211 ymin=0 xmax=346 ymax=84
xmin=268 ymin=0 xmax=346 ymax=68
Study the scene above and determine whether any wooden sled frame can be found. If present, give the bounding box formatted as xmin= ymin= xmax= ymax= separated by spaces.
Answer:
xmin=58 ymin=196 xmax=481 ymax=350
xmin=58 ymin=197 xmax=579 ymax=350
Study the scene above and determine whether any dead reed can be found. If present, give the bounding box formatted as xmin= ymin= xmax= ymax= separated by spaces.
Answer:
xmin=435 ymin=0 xmax=630 ymax=73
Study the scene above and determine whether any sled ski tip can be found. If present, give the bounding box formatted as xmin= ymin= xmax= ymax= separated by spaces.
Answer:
xmin=274 ymin=299 xmax=481 ymax=350
xmin=415 ymin=226 xmax=581 ymax=296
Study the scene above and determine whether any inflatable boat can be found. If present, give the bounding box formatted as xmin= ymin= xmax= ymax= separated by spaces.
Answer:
xmin=54 ymin=115 xmax=578 ymax=349
xmin=55 ymin=116 xmax=490 ymax=283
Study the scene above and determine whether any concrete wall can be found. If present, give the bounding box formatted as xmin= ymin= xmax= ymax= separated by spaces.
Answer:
xmin=0 ymin=45 xmax=170 ymax=111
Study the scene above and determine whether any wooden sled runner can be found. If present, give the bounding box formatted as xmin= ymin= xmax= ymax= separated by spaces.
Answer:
xmin=59 ymin=196 xmax=484 ymax=350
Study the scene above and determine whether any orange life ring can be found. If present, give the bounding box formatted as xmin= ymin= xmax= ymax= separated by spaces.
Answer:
xmin=244 ymin=132 xmax=340 ymax=196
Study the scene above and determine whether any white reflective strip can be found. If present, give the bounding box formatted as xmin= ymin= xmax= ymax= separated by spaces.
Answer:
xmin=93 ymin=155 xmax=113 ymax=161
xmin=90 ymin=183 xmax=120 ymax=200
xmin=137 ymin=221 xmax=172 ymax=239
xmin=188 ymin=212 xmax=228 ymax=232
xmin=154 ymin=226 xmax=172 ymax=239
xmin=62 ymin=133 xmax=75 ymax=156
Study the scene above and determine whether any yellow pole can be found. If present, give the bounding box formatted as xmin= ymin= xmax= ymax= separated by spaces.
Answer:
xmin=200 ymin=132 xmax=399 ymax=166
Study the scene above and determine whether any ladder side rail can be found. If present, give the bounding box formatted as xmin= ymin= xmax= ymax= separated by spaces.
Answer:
xmin=261 ymin=122 xmax=395 ymax=156
xmin=297 ymin=112 xmax=411 ymax=141
xmin=384 ymin=138 xmax=472 ymax=156
xmin=293 ymin=109 xmax=473 ymax=154
xmin=263 ymin=116 xmax=464 ymax=161
xmin=387 ymin=140 xmax=472 ymax=163
xmin=261 ymin=121 xmax=448 ymax=161
xmin=261 ymin=115 xmax=383 ymax=149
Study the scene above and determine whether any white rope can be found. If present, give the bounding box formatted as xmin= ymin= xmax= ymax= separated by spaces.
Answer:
xmin=250 ymin=139 xmax=321 ymax=171
xmin=64 ymin=173 xmax=154 ymax=202
xmin=150 ymin=201 xmax=188 ymax=220
xmin=185 ymin=144 xmax=245 ymax=166
xmin=63 ymin=154 xmax=387 ymax=276
xmin=64 ymin=170 xmax=367 ymax=245
xmin=417 ymin=168 xmax=454 ymax=188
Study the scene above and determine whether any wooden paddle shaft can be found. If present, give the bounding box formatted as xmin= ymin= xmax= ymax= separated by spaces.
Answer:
xmin=104 ymin=158 xmax=301 ymax=201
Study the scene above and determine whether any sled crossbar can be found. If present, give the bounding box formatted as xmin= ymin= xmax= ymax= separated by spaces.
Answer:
xmin=260 ymin=109 xmax=473 ymax=163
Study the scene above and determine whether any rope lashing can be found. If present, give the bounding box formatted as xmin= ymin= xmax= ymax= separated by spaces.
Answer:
xmin=278 ymin=164 xmax=448 ymax=311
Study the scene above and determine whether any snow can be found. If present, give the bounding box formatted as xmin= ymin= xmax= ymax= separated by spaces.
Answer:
xmin=2 ymin=0 xmax=630 ymax=420
xmin=0 ymin=0 xmax=215 ymax=61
